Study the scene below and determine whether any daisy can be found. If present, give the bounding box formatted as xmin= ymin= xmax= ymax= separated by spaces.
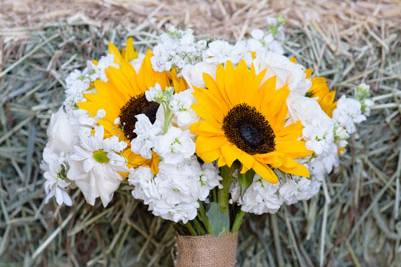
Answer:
xmin=67 ymin=126 xmax=127 ymax=207
xmin=42 ymin=147 xmax=72 ymax=206
xmin=191 ymin=60 xmax=312 ymax=183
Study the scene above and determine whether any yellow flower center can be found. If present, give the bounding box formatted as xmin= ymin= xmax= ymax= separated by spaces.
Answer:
xmin=92 ymin=150 xmax=110 ymax=163
xmin=119 ymin=93 xmax=159 ymax=139
xmin=222 ymin=103 xmax=275 ymax=155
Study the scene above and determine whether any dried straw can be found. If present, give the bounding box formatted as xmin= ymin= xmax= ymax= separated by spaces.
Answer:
xmin=1 ymin=0 xmax=400 ymax=266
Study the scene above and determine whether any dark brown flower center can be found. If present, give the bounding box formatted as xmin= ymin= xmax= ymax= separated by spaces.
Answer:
xmin=119 ymin=93 xmax=159 ymax=139
xmin=222 ymin=103 xmax=275 ymax=155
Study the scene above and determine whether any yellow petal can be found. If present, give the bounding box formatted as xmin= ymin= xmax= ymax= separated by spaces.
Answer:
xmin=123 ymin=37 xmax=138 ymax=62
xmin=253 ymin=161 xmax=278 ymax=184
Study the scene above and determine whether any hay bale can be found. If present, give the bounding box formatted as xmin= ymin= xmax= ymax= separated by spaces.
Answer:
xmin=0 ymin=1 xmax=400 ymax=266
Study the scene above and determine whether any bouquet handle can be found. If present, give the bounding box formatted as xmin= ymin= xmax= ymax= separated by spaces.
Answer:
xmin=175 ymin=233 xmax=238 ymax=267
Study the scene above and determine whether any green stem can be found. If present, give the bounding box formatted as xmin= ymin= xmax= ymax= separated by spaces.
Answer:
xmin=184 ymin=223 xmax=196 ymax=236
xmin=162 ymin=103 xmax=173 ymax=133
xmin=231 ymin=210 xmax=245 ymax=232
xmin=192 ymin=219 xmax=206 ymax=235
xmin=218 ymin=166 xmax=234 ymax=212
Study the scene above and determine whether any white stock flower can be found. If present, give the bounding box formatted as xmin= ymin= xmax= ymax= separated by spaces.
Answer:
xmin=169 ymin=89 xmax=198 ymax=128
xmin=308 ymin=143 xmax=339 ymax=180
xmin=198 ymin=163 xmax=222 ymax=200
xmin=238 ymin=176 xmax=283 ymax=215
xmin=154 ymin=127 xmax=195 ymax=164
xmin=355 ymin=83 xmax=374 ymax=116
xmin=42 ymin=147 xmax=72 ymax=206
xmin=247 ymin=28 xmax=284 ymax=55
xmin=128 ymin=166 xmax=159 ymax=205
xmin=203 ymin=40 xmax=234 ymax=64
xmin=86 ymin=54 xmax=116 ymax=81
xmin=131 ymin=114 xmax=162 ymax=159
xmin=64 ymin=54 xmax=117 ymax=107
xmin=279 ymin=177 xmax=321 ymax=205
xmin=145 ymin=84 xmax=174 ymax=104
xmin=334 ymin=123 xmax=349 ymax=148
xmin=145 ymin=84 xmax=164 ymax=102
xmin=67 ymin=126 xmax=127 ymax=207
xmin=128 ymin=159 xmax=221 ymax=223
xmin=65 ymin=69 xmax=91 ymax=106
xmin=333 ymin=96 xmax=366 ymax=135
xmin=287 ymin=94 xmax=334 ymax=156
xmin=151 ymin=27 xmax=205 ymax=72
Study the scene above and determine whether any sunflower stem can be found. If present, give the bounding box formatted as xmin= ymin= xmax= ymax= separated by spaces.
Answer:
xmin=218 ymin=166 xmax=234 ymax=212
xmin=232 ymin=210 xmax=245 ymax=232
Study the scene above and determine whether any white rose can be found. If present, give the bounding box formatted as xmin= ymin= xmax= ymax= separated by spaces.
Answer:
xmin=47 ymin=107 xmax=77 ymax=154
xmin=253 ymin=52 xmax=311 ymax=95
xmin=182 ymin=62 xmax=217 ymax=88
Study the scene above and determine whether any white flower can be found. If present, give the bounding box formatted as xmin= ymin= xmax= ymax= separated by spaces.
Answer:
xmin=253 ymin=52 xmax=311 ymax=95
xmin=145 ymin=84 xmax=164 ymax=102
xmin=302 ymin=119 xmax=334 ymax=155
xmin=334 ymin=123 xmax=349 ymax=148
xmin=46 ymin=107 xmax=78 ymax=154
xmin=70 ymin=109 xmax=97 ymax=137
xmin=279 ymin=177 xmax=321 ymax=205
xmin=152 ymin=201 xmax=199 ymax=224
xmin=265 ymin=16 xmax=286 ymax=43
xmin=198 ymin=164 xmax=222 ymax=200
xmin=154 ymin=127 xmax=195 ymax=164
xmin=169 ymin=89 xmax=198 ymax=128
xmin=65 ymin=69 xmax=91 ymax=106
xmin=145 ymin=84 xmax=174 ymax=104
xmin=203 ymin=40 xmax=235 ymax=64
xmin=131 ymin=114 xmax=162 ymax=159
xmin=151 ymin=27 xmax=205 ymax=73
xmin=308 ymin=143 xmax=339 ymax=180
xmin=86 ymin=54 xmax=116 ymax=81
xmin=67 ymin=126 xmax=127 ymax=207
xmin=156 ymin=160 xmax=200 ymax=204
xmin=182 ymin=62 xmax=216 ymax=88
xmin=128 ymin=166 xmax=159 ymax=205
xmin=128 ymin=159 xmax=220 ymax=223
xmin=238 ymin=176 xmax=283 ymax=215
xmin=42 ymin=147 xmax=72 ymax=206
xmin=247 ymin=27 xmax=285 ymax=55
xmin=355 ymin=83 xmax=374 ymax=116
xmin=287 ymin=94 xmax=334 ymax=156
xmin=333 ymin=96 xmax=366 ymax=135
xmin=251 ymin=29 xmax=264 ymax=40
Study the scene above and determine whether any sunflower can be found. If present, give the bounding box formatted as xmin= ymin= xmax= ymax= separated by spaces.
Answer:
xmin=78 ymin=38 xmax=185 ymax=171
xmin=306 ymin=77 xmax=336 ymax=117
xmin=191 ymin=61 xmax=312 ymax=183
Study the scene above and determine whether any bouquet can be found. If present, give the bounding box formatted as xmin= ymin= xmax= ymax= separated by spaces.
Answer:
xmin=42 ymin=18 xmax=372 ymax=266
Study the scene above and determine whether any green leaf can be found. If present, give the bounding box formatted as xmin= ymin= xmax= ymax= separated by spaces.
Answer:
xmin=206 ymin=202 xmax=230 ymax=236
xmin=238 ymin=169 xmax=255 ymax=195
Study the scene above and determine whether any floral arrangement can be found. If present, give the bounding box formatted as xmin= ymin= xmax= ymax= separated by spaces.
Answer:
xmin=42 ymin=17 xmax=372 ymax=243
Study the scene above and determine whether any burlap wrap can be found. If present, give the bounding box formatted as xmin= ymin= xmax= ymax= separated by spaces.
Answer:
xmin=175 ymin=233 xmax=238 ymax=267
